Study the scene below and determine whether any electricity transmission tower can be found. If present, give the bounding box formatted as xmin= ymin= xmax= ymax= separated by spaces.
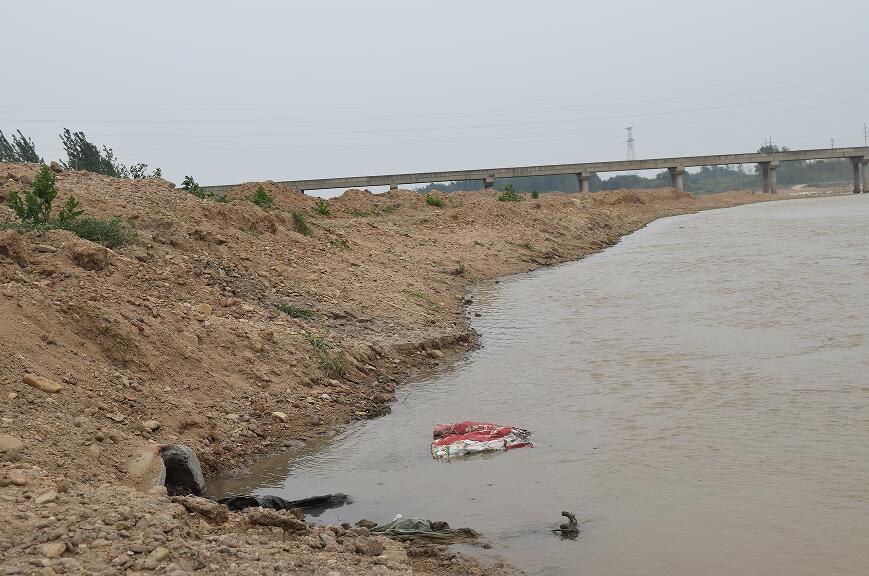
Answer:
xmin=625 ymin=127 xmax=637 ymax=174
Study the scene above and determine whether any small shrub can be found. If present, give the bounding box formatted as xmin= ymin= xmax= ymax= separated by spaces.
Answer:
xmin=6 ymin=165 xmax=134 ymax=247
xmin=315 ymin=199 xmax=331 ymax=215
xmin=249 ymin=185 xmax=274 ymax=209
xmin=497 ymin=189 xmax=522 ymax=202
xmin=531 ymin=191 xmax=540 ymax=199
xmin=129 ymin=163 xmax=161 ymax=179
xmin=10 ymin=165 xmax=57 ymax=224
xmin=292 ymin=211 xmax=311 ymax=235
xmin=182 ymin=175 xmax=226 ymax=203
xmin=425 ymin=193 xmax=445 ymax=208
xmin=182 ymin=175 xmax=204 ymax=197
xmin=452 ymin=262 xmax=466 ymax=276
xmin=276 ymin=303 xmax=312 ymax=319
xmin=56 ymin=196 xmax=84 ymax=226
xmin=62 ymin=217 xmax=136 ymax=248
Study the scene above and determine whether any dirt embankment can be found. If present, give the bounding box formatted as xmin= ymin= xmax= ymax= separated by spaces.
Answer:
xmin=0 ymin=163 xmax=801 ymax=575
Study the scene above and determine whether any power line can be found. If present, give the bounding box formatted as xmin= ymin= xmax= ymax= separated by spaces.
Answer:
xmin=2 ymin=86 xmax=868 ymax=126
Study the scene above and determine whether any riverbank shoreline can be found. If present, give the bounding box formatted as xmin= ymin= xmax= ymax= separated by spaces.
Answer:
xmin=0 ymin=162 xmax=847 ymax=575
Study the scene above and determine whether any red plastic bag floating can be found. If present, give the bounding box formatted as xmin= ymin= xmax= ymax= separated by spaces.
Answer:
xmin=431 ymin=421 xmax=533 ymax=459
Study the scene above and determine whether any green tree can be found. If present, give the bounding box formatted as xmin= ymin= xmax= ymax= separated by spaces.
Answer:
xmin=0 ymin=129 xmax=43 ymax=163
xmin=60 ymin=128 xmax=126 ymax=176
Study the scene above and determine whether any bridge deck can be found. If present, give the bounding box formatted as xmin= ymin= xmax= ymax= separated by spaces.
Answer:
xmin=201 ymin=146 xmax=869 ymax=193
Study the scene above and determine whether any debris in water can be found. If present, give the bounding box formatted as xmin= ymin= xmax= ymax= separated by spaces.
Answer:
xmin=371 ymin=517 xmax=481 ymax=544
xmin=217 ymin=493 xmax=351 ymax=516
xmin=553 ymin=510 xmax=579 ymax=540
xmin=431 ymin=421 xmax=533 ymax=459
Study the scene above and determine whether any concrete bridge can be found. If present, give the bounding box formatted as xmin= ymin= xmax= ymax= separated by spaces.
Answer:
xmin=202 ymin=146 xmax=869 ymax=196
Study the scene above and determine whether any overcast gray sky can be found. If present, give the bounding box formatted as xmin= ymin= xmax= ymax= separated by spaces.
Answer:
xmin=4 ymin=0 xmax=869 ymax=189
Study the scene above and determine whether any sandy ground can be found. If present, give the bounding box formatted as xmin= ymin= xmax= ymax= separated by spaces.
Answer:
xmin=0 ymin=162 xmax=835 ymax=575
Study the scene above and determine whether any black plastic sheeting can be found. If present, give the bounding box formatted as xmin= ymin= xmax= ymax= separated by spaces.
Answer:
xmin=216 ymin=493 xmax=352 ymax=516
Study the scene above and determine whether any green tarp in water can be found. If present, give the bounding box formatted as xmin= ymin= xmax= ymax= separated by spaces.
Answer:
xmin=371 ymin=518 xmax=480 ymax=544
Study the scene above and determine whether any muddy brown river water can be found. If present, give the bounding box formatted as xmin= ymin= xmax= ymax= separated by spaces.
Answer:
xmin=210 ymin=194 xmax=869 ymax=575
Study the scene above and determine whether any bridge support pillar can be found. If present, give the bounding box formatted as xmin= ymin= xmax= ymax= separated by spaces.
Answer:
xmin=484 ymin=176 xmax=495 ymax=189
xmin=863 ymin=159 xmax=868 ymax=194
xmin=759 ymin=162 xmax=770 ymax=193
xmin=768 ymin=161 xmax=779 ymax=194
xmin=668 ymin=166 xmax=685 ymax=192
xmin=575 ymin=173 xmax=591 ymax=193
xmin=851 ymin=157 xmax=864 ymax=193
xmin=389 ymin=184 xmax=398 ymax=191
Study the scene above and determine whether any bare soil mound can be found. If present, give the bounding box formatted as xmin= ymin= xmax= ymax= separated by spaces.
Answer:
xmin=223 ymin=180 xmax=315 ymax=212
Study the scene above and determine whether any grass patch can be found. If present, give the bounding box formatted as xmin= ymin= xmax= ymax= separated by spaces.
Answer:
xmin=307 ymin=334 xmax=347 ymax=377
xmin=346 ymin=204 xmax=400 ymax=217
xmin=1 ymin=217 xmax=136 ymax=249
xmin=402 ymin=288 xmax=440 ymax=309
xmin=292 ymin=211 xmax=312 ymax=235
xmin=315 ymin=199 xmax=331 ymax=215
xmin=531 ymin=191 xmax=540 ymax=199
xmin=62 ymin=217 xmax=136 ymax=248
xmin=328 ymin=237 xmax=350 ymax=250
xmin=276 ymin=303 xmax=312 ymax=319
xmin=249 ymin=185 xmax=274 ymax=209
xmin=425 ymin=193 xmax=445 ymax=208
xmin=506 ymin=240 xmax=535 ymax=251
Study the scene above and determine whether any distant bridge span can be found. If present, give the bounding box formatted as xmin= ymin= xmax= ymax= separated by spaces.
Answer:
xmin=202 ymin=146 xmax=869 ymax=195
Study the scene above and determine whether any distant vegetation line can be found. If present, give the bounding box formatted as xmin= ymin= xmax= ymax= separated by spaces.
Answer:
xmin=417 ymin=146 xmax=851 ymax=195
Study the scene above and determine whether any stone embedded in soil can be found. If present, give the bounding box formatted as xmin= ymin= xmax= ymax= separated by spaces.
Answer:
xmin=172 ymin=495 xmax=229 ymax=525
xmin=22 ymin=374 xmax=62 ymax=393
xmin=272 ymin=411 xmax=288 ymax=422
xmin=142 ymin=419 xmax=161 ymax=432
xmin=148 ymin=546 xmax=170 ymax=562
xmin=354 ymin=536 xmax=384 ymax=556
xmin=71 ymin=242 xmax=109 ymax=271
xmin=37 ymin=542 xmax=66 ymax=558
xmin=193 ymin=303 xmax=213 ymax=315
xmin=245 ymin=509 xmax=309 ymax=533
xmin=7 ymin=470 xmax=28 ymax=486
xmin=180 ymin=332 xmax=199 ymax=347
xmin=34 ymin=491 xmax=58 ymax=505
xmin=0 ymin=434 xmax=24 ymax=456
